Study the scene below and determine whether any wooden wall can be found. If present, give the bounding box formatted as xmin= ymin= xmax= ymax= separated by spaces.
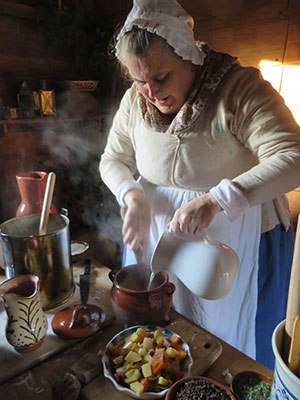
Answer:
xmin=1 ymin=0 xmax=299 ymax=100
xmin=182 ymin=0 xmax=300 ymax=67
xmin=98 ymin=0 xmax=300 ymax=68
xmin=0 ymin=0 xmax=300 ymax=262
xmin=0 ymin=1 xmax=75 ymax=78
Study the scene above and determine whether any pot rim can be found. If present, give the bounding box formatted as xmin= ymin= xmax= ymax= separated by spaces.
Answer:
xmin=16 ymin=171 xmax=48 ymax=180
xmin=112 ymin=267 xmax=169 ymax=294
xmin=272 ymin=319 xmax=300 ymax=384
xmin=0 ymin=213 xmax=69 ymax=238
xmin=0 ymin=273 xmax=39 ymax=297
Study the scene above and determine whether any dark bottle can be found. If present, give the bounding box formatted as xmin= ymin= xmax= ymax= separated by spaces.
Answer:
xmin=17 ymin=81 xmax=35 ymax=118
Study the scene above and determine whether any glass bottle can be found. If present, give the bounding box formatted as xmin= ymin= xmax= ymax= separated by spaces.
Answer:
xmin=17 ymin=81 xmax=35 ymax=118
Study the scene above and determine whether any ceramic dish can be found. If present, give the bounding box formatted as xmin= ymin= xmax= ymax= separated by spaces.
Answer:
xmin=52 ymin=304 xmax=105 ymax=339
xmin=71 ymin=240 xmax=89 ymax=263
xmin=165 ymin=376 xmax=236 ymax=399
xmin=102 ymin=325 xmax=193 ymax=399
xmin=230 ymin=370 xmax=272 ymax=400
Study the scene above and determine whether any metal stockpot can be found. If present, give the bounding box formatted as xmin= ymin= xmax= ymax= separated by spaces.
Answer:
xmin=0 ymin=213 xmax=74 ymax=310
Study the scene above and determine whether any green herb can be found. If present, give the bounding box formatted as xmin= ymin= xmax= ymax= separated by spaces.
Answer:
xmin=234 ymin=375 xmax=271 ymax=400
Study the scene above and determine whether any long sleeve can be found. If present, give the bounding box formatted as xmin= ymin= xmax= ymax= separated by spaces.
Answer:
xmin=222 ymin=66 xmax=300 ymax=206
xmin=100 ymin=87 xmax=138 ymax=199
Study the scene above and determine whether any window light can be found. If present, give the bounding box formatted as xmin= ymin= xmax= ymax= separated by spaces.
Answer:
xmin=259 ymin=60 xmax=300 ymax=125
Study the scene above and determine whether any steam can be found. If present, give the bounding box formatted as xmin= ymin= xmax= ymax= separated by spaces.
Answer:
xmin=35 ymin=91 xmax=123 ymax=264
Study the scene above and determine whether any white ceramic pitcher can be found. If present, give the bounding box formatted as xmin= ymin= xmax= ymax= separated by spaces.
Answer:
xmin=150 ymin=230 xmax=239 ymax=300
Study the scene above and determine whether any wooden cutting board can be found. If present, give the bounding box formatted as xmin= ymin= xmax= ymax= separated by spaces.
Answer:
xmin=82 ymin=313 xmax=223 ymax=400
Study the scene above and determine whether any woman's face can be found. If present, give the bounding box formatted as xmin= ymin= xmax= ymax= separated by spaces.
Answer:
xmin=125 ymin=43 xmax=197 ymax=115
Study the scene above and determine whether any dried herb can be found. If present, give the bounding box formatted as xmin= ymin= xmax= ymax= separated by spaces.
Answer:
xmin=176 ymin=378 xmax=232 ymax=400
xmin=234 ymin=375 xmax=271 ymax=400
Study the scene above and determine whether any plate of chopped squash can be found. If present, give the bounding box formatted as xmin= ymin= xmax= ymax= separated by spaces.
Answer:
xmin=102 ymin=325 xmax=193 ymax=399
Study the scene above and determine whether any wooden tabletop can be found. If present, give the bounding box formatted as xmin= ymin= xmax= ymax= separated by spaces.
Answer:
xmin=0 ymin=262 xmax=273 ymax=400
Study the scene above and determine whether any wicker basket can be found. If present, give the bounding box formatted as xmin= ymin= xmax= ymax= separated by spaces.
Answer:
xmin=66 ymin=80 xmax=99 ymax=92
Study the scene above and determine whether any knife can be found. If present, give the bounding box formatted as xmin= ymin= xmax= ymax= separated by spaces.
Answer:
xmin=80 ymin=258 xmax=91 ymax=304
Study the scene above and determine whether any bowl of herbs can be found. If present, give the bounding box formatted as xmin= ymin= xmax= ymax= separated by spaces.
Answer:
xmin=230 ymin=370 xmax=272 ymax=400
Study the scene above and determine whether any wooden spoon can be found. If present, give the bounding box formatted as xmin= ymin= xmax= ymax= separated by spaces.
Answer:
xmin=288 ymin=315 xmax=300 ymax=377
xmin=39 ymin=172 xmax=56 ymax=235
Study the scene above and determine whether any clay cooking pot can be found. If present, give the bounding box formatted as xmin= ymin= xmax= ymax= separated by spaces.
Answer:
xmin=109 ymin=264 xmax=175 ymax=326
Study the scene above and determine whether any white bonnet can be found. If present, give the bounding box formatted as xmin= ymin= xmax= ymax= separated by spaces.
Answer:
xmin=116 ymin=0 xmax=205 ymax=65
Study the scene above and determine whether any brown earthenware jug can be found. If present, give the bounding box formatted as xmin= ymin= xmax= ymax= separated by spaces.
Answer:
xmin=109 ymin=264 xmax=175 ymax=327
xmin=16 ymin=171 xmax=58 ymax=217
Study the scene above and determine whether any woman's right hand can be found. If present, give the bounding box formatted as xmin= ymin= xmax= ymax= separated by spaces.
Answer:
xmin=122 ymin=189 xmax=151 ymax=253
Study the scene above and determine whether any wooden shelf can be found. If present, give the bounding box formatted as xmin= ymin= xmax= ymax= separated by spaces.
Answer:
xmin=0 ymin=115 xmax=111 ymax=135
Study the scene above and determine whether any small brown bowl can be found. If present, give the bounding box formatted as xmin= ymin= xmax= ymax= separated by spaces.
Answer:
xmin=71 ymin=240 xmax=89 ymax=263
xmin=165 ymin=376 xmax=236 ymax=400
xmin=230 ymin=370 xmax=272 ymax=400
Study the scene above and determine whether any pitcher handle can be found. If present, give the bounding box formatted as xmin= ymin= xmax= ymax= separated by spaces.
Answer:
xmin=108 ymin=269 xmax=118 ymax=283
xmin=165 ymin=282 xmax=176 ymax=296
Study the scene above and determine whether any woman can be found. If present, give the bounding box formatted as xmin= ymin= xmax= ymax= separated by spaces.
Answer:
xmin=100 ymin=0 xmax=300 ymax=369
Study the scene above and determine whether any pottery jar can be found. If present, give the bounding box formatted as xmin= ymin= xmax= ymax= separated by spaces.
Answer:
xmin=109 ymin=264 xmax=176 ymax=326
xmin=16 ymin=171 xmax=58 ymax=217
xmin=0 ymin=274 xmax=48 ymax=352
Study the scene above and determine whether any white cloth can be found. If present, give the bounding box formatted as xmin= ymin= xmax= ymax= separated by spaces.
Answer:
xmin=210 ymin=178 xmax=249 ymax=221
xmin=116 ymin=0 xmax=205 ymax=65
xmin=124 ymin=179 xmax=261 ymax=359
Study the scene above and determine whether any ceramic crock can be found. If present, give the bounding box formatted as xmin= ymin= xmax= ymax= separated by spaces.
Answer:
xmin=0 ymin=213 xmax=74 ymax=310
xmin=109 ymin=264 xmax=175 ymax=326
xmin=271 ymin=320 xmax=300 ymax=399
xmin=0 ymin=274 xmax=48 ymax=352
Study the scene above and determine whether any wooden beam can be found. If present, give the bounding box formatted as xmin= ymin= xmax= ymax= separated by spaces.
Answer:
xmin=0 ymin=0 xmax=36 ymax=19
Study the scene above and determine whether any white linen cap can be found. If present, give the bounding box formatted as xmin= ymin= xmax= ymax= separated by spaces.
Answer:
xmin=116 ymin=0 xmax=205 ymax=65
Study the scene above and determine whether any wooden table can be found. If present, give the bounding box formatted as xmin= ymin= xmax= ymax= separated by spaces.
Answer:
xmin=0 ymin=262 xmax=273 ymax=399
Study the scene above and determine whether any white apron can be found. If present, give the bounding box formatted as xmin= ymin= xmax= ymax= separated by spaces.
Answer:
xmin=124 ymin=179 xmax=261 ymax=359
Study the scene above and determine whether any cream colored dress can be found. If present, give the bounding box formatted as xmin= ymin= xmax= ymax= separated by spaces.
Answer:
xmin=100 ymin=63 xmax=300 ymax=358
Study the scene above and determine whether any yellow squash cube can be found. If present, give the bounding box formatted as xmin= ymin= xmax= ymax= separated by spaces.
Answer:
xmin=130 ymin=381 xmax=145 ymax=395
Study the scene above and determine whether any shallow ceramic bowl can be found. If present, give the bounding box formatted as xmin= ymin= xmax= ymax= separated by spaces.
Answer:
xmin=71 ymin=240 xmax=89 ymax=263
xmin=230 ymin=370 xmax=272 ymax=399
xmin=165 ymin=376 xmax=236 ymax=400
xmin=102 ymin=325 xmax=193 ymax=399
xmin=51 ymin=304 xmax=105 ymax=339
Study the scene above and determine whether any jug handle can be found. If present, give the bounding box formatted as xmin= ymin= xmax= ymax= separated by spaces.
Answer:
xmin=203 ymin=229 xmax=221 ymax=247
xmin=164 ymin=282 xmax=176 ymax=296
xmin=108 ymin=270 xmax=118 ymax=283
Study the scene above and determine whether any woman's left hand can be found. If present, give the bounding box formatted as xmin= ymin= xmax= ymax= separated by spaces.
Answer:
xmin=167 ymin=193 xmax=222 ymax=234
